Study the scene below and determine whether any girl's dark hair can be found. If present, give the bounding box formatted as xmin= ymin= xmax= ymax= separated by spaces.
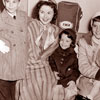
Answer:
xmin=59 ymin=29 xmax=76 ymax=48
xmin=88 ymin=16 xmax=100 ymax=31
xmin=32 ymin=1 xmax=57 ymax=24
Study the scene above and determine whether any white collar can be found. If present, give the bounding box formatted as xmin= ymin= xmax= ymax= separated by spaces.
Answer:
xmin=7 ymin=11 xmax=16 ymax=18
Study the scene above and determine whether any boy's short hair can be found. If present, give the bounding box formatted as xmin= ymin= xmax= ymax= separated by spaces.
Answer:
xmin=93 ymin=16 xmax=100 ymax=23
xmin=32 ymin=1 xmax=57 ymax=24
xmin=59 ymin=29 xmax=76 ymax=48
xmin=88 ymin=15 xmax=100 ymax=31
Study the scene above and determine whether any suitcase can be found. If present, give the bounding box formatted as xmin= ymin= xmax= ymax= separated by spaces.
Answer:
xmin=57 ymin=1 xmax=82 ymax=32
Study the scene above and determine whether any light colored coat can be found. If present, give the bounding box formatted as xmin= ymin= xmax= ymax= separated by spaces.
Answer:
xmin=77 ymin=32 xmax=100 ymax=100
xmin=0 ymin=9 xmax=30 ymax=80
xmin=78 ymin=35 xmax=100 ymax=78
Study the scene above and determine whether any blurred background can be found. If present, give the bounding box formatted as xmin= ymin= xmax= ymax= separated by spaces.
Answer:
xmin=0 ymin=0 xmax=100 ymax=33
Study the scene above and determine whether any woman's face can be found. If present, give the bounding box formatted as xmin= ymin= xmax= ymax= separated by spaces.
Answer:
xmin=60 ymin=34 xmax=72 ymax=50
xmin=92 ymin=21 xmax=100 ymax=39
xmin=39 ymin=5 xmax=54 ymax=25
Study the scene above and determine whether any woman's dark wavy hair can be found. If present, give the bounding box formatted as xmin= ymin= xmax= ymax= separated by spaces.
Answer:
xmin=88 ymin=16 xmax=100 ymax=31
xmin=32 ymin=1 xmax=57 ymax=24
xmin=59 ymin=29 xmax=76 ymax=48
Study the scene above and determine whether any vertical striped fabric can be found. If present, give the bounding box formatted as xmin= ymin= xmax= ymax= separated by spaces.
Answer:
xmin=18 ymin=64 xmax=56 ymax=100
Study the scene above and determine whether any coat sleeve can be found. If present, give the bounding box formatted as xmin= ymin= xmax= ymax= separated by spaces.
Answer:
xmin=65 ymin=55 xmax=80 ymax=82
xmin=48 ymin=53 xmax=58 ymax=72
xmin=69 ymin=58 xmax=80 ymax=82
xmin=78 ymin=38 xmax=100 ymax=79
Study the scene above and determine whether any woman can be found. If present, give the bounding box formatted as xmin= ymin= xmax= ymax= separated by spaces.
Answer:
xmin=19 ymin=1 xmax=59 ymax=100
xmin=76 ymin=12 xmax=100 ymax=100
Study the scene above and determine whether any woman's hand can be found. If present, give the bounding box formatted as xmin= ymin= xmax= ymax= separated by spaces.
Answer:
xmin=54 ymin=71 xmax=60 ymax=80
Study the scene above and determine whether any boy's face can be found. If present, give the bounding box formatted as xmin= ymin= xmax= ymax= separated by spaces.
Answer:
xmin=3 ymin=0 xmax=20 ymax=15
xmin=39 ymin=5 xmax=54 ymax=25
xmin=60 ymin=33 xmax=72 ymax=50
xmin=92 ymin=21 xmax=100 ymax=39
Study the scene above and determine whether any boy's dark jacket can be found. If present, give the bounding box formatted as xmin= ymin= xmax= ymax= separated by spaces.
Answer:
xmin=49 ymin=46 xmax=80 ymax=87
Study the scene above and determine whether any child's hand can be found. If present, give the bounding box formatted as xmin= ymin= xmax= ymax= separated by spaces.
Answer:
xmin=0 ymin=40 xmax=10 ymax=54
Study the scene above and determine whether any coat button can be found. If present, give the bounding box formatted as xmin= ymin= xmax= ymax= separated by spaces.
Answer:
xmin=61 ymin=58 xmax=64 ymax=61
xmin=63 ymin=54 xmax=66 ymax=56
xmin=20 ymin=29 xmax=23 ymax=32
xmin=11 ymin=31 xmax=14 ymax=34
xmin=13 ymin=44 xmax=16 ymax=47
xmin=68 ymin=68 xmax=71 ymax=71
xmin=60 ymin=61 xmax=63 ymax=64
xmin=24 ymin=42 xmax=26 ymax=44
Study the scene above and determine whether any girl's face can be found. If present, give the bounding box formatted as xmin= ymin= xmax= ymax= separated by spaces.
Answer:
xmin=39 ymin=5 xmax=54 ymax=25
xmin=3 ymin=0 xmax=20 ymax=15
xmin=92 ymin=21 xmax=100 ymax=39
xmin=60 ymin=33 xmax=72 ymax=50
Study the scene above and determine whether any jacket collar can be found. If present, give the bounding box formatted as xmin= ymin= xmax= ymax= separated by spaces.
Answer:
xmin=1 ymin=9 xmax=26 ymax=27
xmin=57 ymin=46 xmax=74 ymax=56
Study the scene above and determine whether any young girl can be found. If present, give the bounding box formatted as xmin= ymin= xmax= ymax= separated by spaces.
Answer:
xmin=49 ymin=29 xmax=80 ymax=100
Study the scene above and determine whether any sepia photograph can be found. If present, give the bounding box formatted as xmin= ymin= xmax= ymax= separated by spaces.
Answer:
xmin=0 ymin=0 xmax=100 ymax=100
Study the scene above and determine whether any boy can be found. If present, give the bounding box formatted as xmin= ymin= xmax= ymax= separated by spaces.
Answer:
xmin=76 ymin=13 xmax=100 ymax=100
xmin=0 ymin=0 xmax=31 ymax=100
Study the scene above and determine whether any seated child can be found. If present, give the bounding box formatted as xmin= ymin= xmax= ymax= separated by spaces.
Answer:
xmin=75 ymin=49 xmax=100 ymax=100
xmin=49 ymin=29 xmax=80 ymax=100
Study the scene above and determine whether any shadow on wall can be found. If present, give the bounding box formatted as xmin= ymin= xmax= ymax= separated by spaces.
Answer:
xmin=0 ymin=0 xmax=4 ymax=12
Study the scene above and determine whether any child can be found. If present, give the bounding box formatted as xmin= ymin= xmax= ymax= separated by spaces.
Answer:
xmin=0 ymin=0 xmax=30 ymax=100
xmin=49 ymin=29 xmax=80 ymax=100
xmin=75 ymin=13 xmax=100 ymax=100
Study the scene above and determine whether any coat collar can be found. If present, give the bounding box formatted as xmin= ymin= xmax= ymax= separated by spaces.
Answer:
xmin=57 ymin=46 xmax=75 ymax=56
xmin=1 ymin=9 xmax=26 ymax=27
